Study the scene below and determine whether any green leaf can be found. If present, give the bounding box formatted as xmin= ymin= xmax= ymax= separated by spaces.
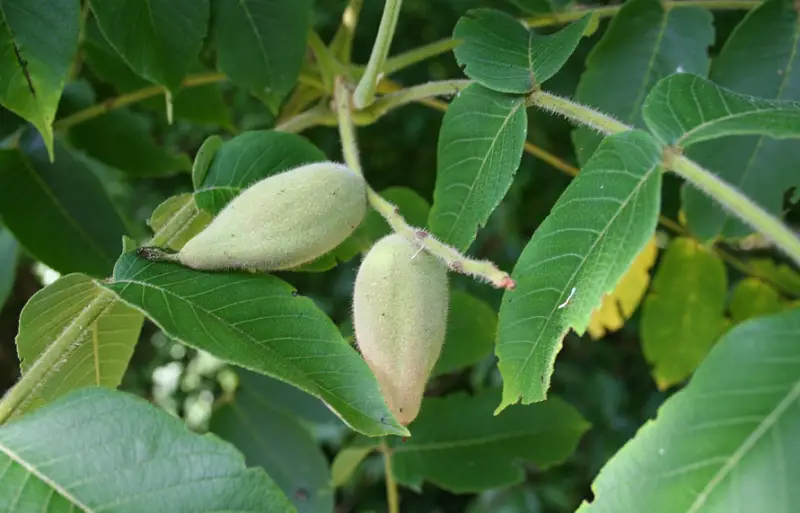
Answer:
xmin=453 ymin=9 xmax=589 ymax=94
xmin=83 ymin=19 xmax=232 ymax=128
xmin=433 ymin=290 xmax=496 ymax=376
xmin=212 ymin=0 xmax=312 ymax=101
xmin=429 ymin=84 xmax=526 ymax=251
xmin=147 ymin=194 xmax=212 ymax=251
xmin=0 ymin=134 xmax=130 ymax=277
xmin=641 ymin=237 xmax=728 ymax=389
xmin=572 ymin=0 xmax=714 ymax=164
xmin=0 ymin=388 xmax=293 ymax=512
xmin=578 ymin=307 xmax=800 ymax=513
xmin=729 ymin=277 xmax=785 ymax=324
xmin=211 ymin=371 xmax=333 ymax=513
xmin=192 ymin=135 xmax=225 ymax=189
xmin=750 ymin=258 xmax=800 ymax=297
xmin=682 ymin=0 xmax=800 ymax=240
xmin=194 ymin=130 xmax=325 ymax=214
xmin=88 ymin=0 xmax=210 ymax=93
xmin=497 ymin=130 xmax=662 ymax=408
xmin=13 ymin=274 xmax=143 ymax=417
xmin=331 ymin=438 xmax=378 ymax=488
xmin=392 ymin=389 xmax=588 ymax=493
xmin=103 ymin=252 xmax=408 ymax=437
xmin=0 ymin=0 xmax=79 ymax=159
xmin=0 ymin=227 xmax=17 ymax=311
xmin=643 ymin=73 xmax=800 ymax=147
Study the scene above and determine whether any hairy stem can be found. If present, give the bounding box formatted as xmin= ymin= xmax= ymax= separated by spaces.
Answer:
xmin=335 ymin=77 xmax=515 ymax=289
xmin=529 ymin=89 xmax=631 ymax=135
xmin=381 ymin=441 xmax=400 ymax=513
xmin=353 ymin=0 xmax=403 ymax=109
xmin=668 ymin=155 xmax=800 ymax=267
xmin=381 ymin=38 xmax=461 ymax=76
xmin=366 ymin=79 xmax=471 ymax=118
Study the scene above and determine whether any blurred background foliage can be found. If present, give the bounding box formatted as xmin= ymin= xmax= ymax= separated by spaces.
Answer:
xmin=0 ymin=0 xmax=768 ymax=511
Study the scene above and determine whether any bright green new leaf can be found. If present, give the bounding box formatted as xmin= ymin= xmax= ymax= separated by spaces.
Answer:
xmin=192 ymin=135 xmax=225 ymax=189
xmin=453 ymin=9 xmax=589 ymax=94
xmin=392 ymin=389 xmax=588 ymax=492
xmin=683 ymin=0 xmax=800 ymax=240
xmin=13 ymin=274 xmax=143 ymax=418
xmin=578 ymin=307 xmax=800 ymax=513
xmin=497 ymin=130 xmax=662 ymax=408
xmin=103 ymin=252 xmax=408 ymax=437
xmin=212 ymin=0 xmax=312 ymax=101
xmin=194 ymin=130 xmax=326 ymax=214
xmin=0 ymin=0 xmax=79 ymax=159
xmin=750 ymin=258 xmax=800 ymax=297
xmin=641 ymin=237 xmax=728 ymax=389
xmin=572 ymin=0 xmax=713 ymax=164
xmin=429 ymin=84 xmax=526 ymax=251
xmin=147 ymin=194 xmax=212 ymax=251
xmin=88 ymin=0 xmax=210 ymax=93
xmin=0 ymin=136 xmax=130 ymax=277
xmin=0 ymin=388 xmax=293 ymax=512
xmin=0 ymin=227 xmax=17 ymax=311
xmin=729 ymin=277 xmax=784 ymax=324
xmin=643 ymin=73 xmax=800 ymax=147
xmin=331 ymin=438 xmax=379 ymax=488
xmin=211 ymin=371 xmax=334 ymax=513
xmin=82 ymin=18 xmax=232 ymax=128
xmin=433 ymin=290 xmax=497 ymax=376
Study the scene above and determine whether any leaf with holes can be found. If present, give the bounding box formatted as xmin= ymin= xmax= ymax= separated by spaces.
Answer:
xmin=211 ymin=371 xmax=333 ymax=513
xmin=11 ymin=274 xmax=143 ymax=418
xmin=88 ymin=0 xmax=209 ymax=92
xmin=429 ymin=84 xmax=526 ymax=251
xmin=392 ymin=389 xmax=588 ymax=493
xmin=572 ymin=0 xmax=714 ymax=164
xmin=194 ymin=130 xmax=325 ymax=214
xmin=682 ymin=0 xmax=800 ymax=240
xmin=212 ymin=0 xmax=311 ymax=101
xmin=641 ymin=237 xmax=728 ymax=389
xmin=643 ymin=73 xmax=800 ymax=147
xmin=578 ymin=307 xmax=800 ymax=513
xmin=102 ymin=252 xmax=407 ymax=437
xmin=0 ymin=0 xmax=79 ymax=159
xmin=0 ymin=388 xmax=293 ymax=512
xmin=0 ymin=132 xmax=130 ymax=277
xmin=453 ymin=9 xmax=589 ymax=94
xmin=497 ymin=131 xmax=662 ymax=409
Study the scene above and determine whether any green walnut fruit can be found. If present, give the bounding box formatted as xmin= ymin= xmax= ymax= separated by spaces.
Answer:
xmin=353 ymin=234 xmax=449 ymax=425
xmin=177 ymin=162 xmax=366 ymax=271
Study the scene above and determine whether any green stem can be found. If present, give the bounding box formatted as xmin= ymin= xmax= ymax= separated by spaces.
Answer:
xmin=381 ymin=441 xmax=400 ymax=513
xmin=668 ymin=155 xmax=800 ymax=267
xmin=366 ymin=79 xmax=471 ymax=119
xmin=529 ymin=89 xmax=631 ymax=135
xmin=330 ymin=0 xmax=365 ymax=65
xmin=0 ymin=195 xmax=202 ymax=425
xmin=353 ymin=0 xmax=403 ymax=109
xmin=524 ymin=0 xmax=761 ymax=27
xmin=334 ymin=77 xmax=515 ymax=289
xmin=308 ymin=30 xmax=341 ymax=91
xmin=381 ymin=38 xmax=461 ymax=76
xmin=275 ymin=102 xmax=336 ymax=133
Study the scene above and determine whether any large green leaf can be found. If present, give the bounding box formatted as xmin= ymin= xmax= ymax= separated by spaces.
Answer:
xmin=211 ymin=371 xmax=333 ymax=513
xmin=0 ymin=0 xmax=79 ymax=158
xmin=0 ymin=227 xmax=17 ymax=311
xmin=641 ymin=237 xmax=728 ymax=389
xmin=433 ymin=290 xmax=496 ymax=376
xmin=194 ymin=130 xmax=325 ymax=214
xmin=392 ymin=389 xmax=588 ymax=493
xmin=497 ymin=131 xmax=662 ymax=408
xmin=643 ymin=73 xmax=800 ymax=147
xmin=82 ymin=19 xmax=231 ymax=128
xmin=683 ymin=0 xmax=800 ymax=240
xmin=0 ymin=134 xmax=130 ymax=277
xmin=729 ymin=277 xmax=785 ymax=324
xmin=88 ymin=0 xmax=210 ymax=93
xmin=429 ymin=84 xmax=526 ymax=251
xmin=102 ymin=252 xmax=407 ymax=437
xmin=212 ymin=0 xmax=311 ymax=101
xmin=572 ymin=0 xmax=713 ymax=164
xmin=0 ymin=388 xmax=293 ymax=512
xmin=148 ymin=194 xmax=212 ymax=251
xmin=11 ymin=274 xmax=143 ymax=418
xmin=453 ymin=9 xmax=589 ymax=94
xmin=578 ymin=307 xmax=800 ymax=513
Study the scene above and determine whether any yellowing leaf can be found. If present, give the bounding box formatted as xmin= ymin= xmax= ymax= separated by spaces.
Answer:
xmin=587 ymin=237 xmax=658 ymax=339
